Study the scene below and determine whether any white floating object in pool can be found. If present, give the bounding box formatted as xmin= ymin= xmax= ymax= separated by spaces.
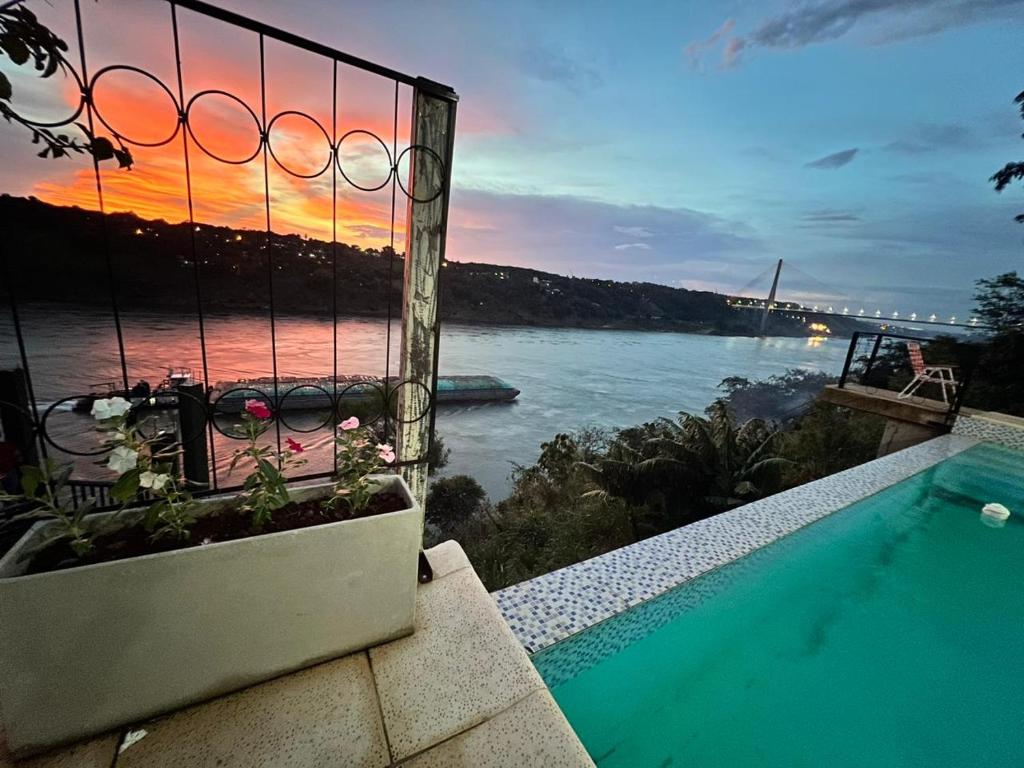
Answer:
xmin=981 ymin=503 xmax=1011 ymax=527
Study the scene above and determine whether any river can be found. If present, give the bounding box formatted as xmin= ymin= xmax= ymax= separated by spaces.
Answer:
xmin=0 ymin=304 xmax=850 ymax=499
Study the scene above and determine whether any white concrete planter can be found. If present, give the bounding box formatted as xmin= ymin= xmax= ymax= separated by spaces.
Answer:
xmin=0 ymin=474 xmax=421 ymax=757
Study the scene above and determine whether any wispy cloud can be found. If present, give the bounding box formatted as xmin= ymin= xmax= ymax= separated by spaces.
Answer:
xmin=613 ymin=225 xmax=654 ymax=238
xmin=800 ymin=208 xmax=862 ymax=225
xmin=518 ymin=44 xmax=602 ymax=92
xmin=688 ymin=0 xmax=1024 ymax=68
xmin=805 ymin=148 xmax=859 ymax=169
xmin=613 ymin=242 xmax=652 ymax=250
xmin=683 ymin=19 xmax=735 ymax=71
xmin=884 ymin=122 xmax=980 ymax=153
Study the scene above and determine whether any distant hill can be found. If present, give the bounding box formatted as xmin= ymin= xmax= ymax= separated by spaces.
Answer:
xmin=0 ymin=195 xmax=863 ymax=337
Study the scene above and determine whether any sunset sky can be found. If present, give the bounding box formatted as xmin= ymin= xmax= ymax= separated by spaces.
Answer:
xmin=2 ymin=0 xmax=1023 ymax=318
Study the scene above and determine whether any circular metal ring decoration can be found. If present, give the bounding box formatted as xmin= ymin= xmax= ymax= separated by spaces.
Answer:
xmin=277 ymin=384 xmax=336 ymax=433
xmin=335 ymin=129 xmax=393 ymax=191
xmin=185 ymin=90 xmax=263 ymax=165
xmin=395 ymin=145 xmax=446 ymax=203
xmin=40 ymin=395 xmax=116 ymax=456
xmin=386 ymin=379 xmax=434 ymax=425
xmin=334 ymin=380 xmax=388 ymax=427
xmin=266 ymin=110 xmax=333 ymax=179
xmin=5 ymin=54 xmax=86 ymax=129
xmin=89 ymin=65 xmax=182 ymax=147
xmin=208 ymin=387 xmax=275 ymax=439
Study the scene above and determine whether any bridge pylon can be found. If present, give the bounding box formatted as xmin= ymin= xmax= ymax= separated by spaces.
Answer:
xmin=759 ymin=258 xmax=783 ymax=336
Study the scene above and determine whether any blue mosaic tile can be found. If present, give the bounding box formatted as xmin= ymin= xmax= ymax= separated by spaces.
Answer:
xmin=493 ymin=433 xmax=982 ymax=653
xmin=952 ymin=413 xmax=1024 ymax=451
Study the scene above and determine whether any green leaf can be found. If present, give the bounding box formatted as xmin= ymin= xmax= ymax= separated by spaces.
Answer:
xmin=143 ymin=500 xmax=167 ymax=532
xmin=0 ymin=33 xmax=30 ymax=66
xmin=20 ymin=465 xmax=42 ymax=496
xmin=114 ymin=148 xmax=134 ymax=170
xmin=110 ymin=469 xmax=141 ymax=503
xmin=257 ymin=458 xmax=281 ymax=483
xmin=90 ymin=136 xmax=114 ymax=161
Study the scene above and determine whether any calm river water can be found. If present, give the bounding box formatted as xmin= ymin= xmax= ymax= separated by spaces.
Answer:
xmin=1 ymin=304 xmax=850 ymax=499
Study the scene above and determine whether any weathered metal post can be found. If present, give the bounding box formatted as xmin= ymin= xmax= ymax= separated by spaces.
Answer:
xmin=397 ymin=79 xmax=457 ymax=512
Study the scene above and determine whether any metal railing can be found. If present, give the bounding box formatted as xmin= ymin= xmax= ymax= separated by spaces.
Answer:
xmin=837 ymin=331 xmax=974 ymax=423
xmin=0 ymin=0 xmax=457 ymax=513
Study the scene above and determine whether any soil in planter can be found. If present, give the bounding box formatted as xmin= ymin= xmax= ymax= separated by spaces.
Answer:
xmin=23 ymin=492 xmax=408 ymax=575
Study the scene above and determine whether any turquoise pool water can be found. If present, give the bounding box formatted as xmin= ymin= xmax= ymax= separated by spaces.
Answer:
xmin=533 ymin=443 xmax=1024 ymax=767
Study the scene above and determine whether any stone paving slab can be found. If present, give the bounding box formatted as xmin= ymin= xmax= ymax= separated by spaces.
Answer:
xmin=400 ymin=690 xmax=593 ymax=767
xmin=370 ymin=564 xmax=546 ymax=761
xmin=114 ymin=653 xmax=388 ymax=768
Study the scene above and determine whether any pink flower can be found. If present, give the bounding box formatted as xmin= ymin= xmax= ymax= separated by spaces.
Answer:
xmin=285 ymin=437 xmax=304 ymax=454
xmin=377 ymin=443 xmax=396 ymax=464
xmin=244 ymin=399 xmax=271 ymax=420
xmin=353 ymin=438 xmax=369 ymax=449
xmin=339 ymin=416 xmax=360 ymax=431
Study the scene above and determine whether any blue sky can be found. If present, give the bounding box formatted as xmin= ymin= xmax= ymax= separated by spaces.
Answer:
xmin=4 ymin=0 xmax=1023 ymax=318
xmin=221 ymin=0 xmax=1024 ymax=318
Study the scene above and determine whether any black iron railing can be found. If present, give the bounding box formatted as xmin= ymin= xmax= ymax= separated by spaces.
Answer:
xmin=0 ymin=0 xmax=456 ymax=513
xmin=837 ymin=331 xmax=974 ymax=422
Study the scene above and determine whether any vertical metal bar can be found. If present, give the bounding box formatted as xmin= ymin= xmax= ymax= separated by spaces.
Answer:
xmin=331 ymin=59 xmax=339 ymax=474
xmin=74 ymin=0 xmax=129 ymax=395
xmin=397 ymin=81 xmax=455 ymax=508
xmin=838 ymin=332 xmax=858 ymax=388
xmin=258 ymin=33 xmax=283 ymax=464
xmin=383 ymin=80 xmax=399 ymax=454
xmin=948 ymin=352 xmax=975 ymax=423
xmin=170 ymin=1 xmax=216 ymax=489
xmin=0 ymin=243 xmax=45 ymax=461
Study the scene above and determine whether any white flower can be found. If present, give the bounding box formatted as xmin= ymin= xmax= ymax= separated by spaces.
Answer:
xmin=91 ymin=396 xmax=131 ymax=421
xmin=107 ymin=445 xmax=138 ymax=474
xmin=139 ymin=471 xmax=170 ymax=491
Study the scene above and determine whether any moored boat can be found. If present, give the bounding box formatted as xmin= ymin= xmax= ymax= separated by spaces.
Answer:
xmin=210 ymin=374 xmax=519 ymax=412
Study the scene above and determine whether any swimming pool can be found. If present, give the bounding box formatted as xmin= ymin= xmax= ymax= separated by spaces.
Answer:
xmin=533 ymin=442 xmax=1024 ymax=767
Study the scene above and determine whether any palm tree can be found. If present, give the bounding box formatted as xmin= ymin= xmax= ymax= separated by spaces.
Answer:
xmin=650 ymin=400 xmax=790 ymax=509
xmin=579 ymin=400 xmax=790 ymax=527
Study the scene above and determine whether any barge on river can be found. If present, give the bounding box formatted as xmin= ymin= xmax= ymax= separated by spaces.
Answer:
xmin=210 ymin=374 xmax=520 ymax=412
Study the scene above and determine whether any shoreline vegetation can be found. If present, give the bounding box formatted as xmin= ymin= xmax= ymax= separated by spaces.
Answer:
xmin=426 ymin=271 xmax=1024 ymax=590
xmin=1 ymin=195 xmax=870 ymax=338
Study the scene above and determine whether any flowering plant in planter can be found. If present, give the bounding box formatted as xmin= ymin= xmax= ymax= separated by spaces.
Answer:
xmin=228 ymin=399 xmax=307 ymax=530
xmin=0 ymin=396 xmax=198 ymax=557
xmin=331 ymin=416 xmax=395 ymax=512
xmin=93 ymin=396 xmax=198 ymax=543
xmin=0 ymin=396 xmax=406 ymax=572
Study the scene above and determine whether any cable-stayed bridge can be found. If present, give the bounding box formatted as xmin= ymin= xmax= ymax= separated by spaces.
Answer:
xmin=726 ymin=259 xmax=985 ymax=332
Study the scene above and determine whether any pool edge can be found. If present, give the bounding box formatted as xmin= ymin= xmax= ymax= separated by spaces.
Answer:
xmin=493 ymin=433 xmax=985 ymax=653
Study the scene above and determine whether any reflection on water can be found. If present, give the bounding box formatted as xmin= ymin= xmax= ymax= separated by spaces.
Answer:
xmin=0 ymin=304 xmax=850 ymax=499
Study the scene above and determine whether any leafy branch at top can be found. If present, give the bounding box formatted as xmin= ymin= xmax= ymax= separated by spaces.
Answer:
xmin=990 ymin=90 xmax=1024 ymax=224
xmin=0 ymin=3 xmax=132 ymax=169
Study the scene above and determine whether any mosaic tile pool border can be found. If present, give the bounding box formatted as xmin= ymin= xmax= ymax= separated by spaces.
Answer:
xmin=493 ymin=433 xmax=982 ymax=653
xmin=952 ymin=412 xmax=1024 ymax=451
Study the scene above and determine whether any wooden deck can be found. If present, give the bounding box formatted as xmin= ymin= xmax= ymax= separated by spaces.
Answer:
xmin=821 ymin=383 xmax=952 ymax=427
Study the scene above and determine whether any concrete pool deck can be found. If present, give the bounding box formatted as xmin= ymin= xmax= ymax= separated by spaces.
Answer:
xmin=495 ymin=411 xmax=1024 ymax=653
xmin=0 ymin=542 xmax=593 ymax=768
